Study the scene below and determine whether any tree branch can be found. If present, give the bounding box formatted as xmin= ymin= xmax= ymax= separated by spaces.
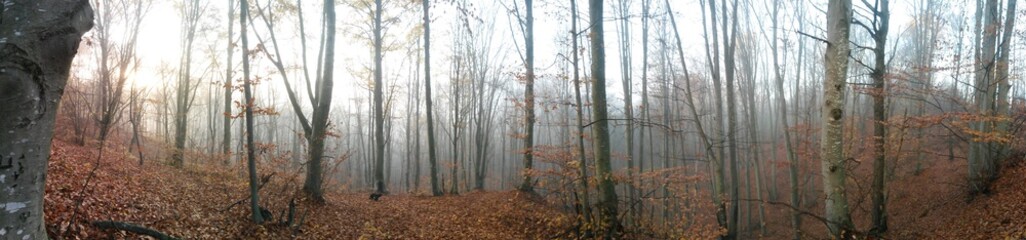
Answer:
xmin=795 ymin=30 xmax=828 ymax=44
xmin=93 ymin=221 xmax=180 ymax=240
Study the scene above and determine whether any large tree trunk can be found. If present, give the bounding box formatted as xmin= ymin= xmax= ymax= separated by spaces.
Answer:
xmin=589 ymin=0 xmax=620 ymax=236
xmin=721 ymin=0 xmax=741 ymax=238
xmin=993 ymin=0 xmax=1016 ymax=168
xmin=423 ymin=0 xmax=442 ymax=196
xmin=869 ymin=0 xmax=891 ymax=235
xmin=821 ymin=0 xmax=855 ymax=237
xmin=519 ymin=0 xmax=537 ymax=193
xmin=305 ymin=0 xmax=337 ymax=201
xmin=969 ymin=0 xmax=998 ymax=195
xmin=0 ymin=1 xmax=92 ymax=238
xmin=700 ymin=0 xmax=728 ymax=231
xmin=373 ymin=0 xmax=387 ymax=194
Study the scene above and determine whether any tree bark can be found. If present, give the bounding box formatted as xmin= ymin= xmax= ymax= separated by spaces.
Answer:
xmin=423 ymin=0 xmax=442 ymax=196
xmin=450 ymin=58 xmax=462 ymax=195
xmin=721 ymin=0 xmax=741 ymax=238
xmin=570 ymin=0 xmax=592 ymax=225
xmin=868 ymin=0 xmax=890 ymax=235
xmin=239 ymin=0 xmax=264 ymax=224
xmin=821 ymin=0 xmax=855 ymax=237
xmin=614 ymin=0 xmax=637 ymax=224
xmin=223 ymin=0 xmax=236 ymax=159
xmin=994 ymin=0 xmax=1017 ymax=166
xmin=372 ymin=0 xmax=388 ymax=194
xmin=700 ymin=0 xmax=729 ymax=231
xmin=0 ymin=1 xmax=92 ymax=239
xmin=589 ymin=0 xmax=620 ymax=236
xmin=969 ymin=0 xmax=998 ymax=195
xmin=305 ymin=0 xmax=338 ymax=201
xmin=93 ymin=221 xmax=180 ymax=240
xmin=519 ymin=0 xmax=537 ymax=193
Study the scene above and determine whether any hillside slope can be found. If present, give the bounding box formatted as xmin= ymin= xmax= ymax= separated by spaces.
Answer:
xmin=927 ymin=160 xmax=1026 ymax=239
xmin=43 ymin=140 xmax=573 ymax=239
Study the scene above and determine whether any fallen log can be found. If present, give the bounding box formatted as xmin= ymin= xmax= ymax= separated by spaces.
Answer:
xmin=93 ymin=221 xmax=180 ymax=240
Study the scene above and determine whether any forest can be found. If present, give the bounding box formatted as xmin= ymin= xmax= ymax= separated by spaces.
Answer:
xmin=2 ymin=0 xmax=1026 ymax=239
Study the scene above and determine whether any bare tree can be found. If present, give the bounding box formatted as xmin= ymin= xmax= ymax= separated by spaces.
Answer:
xmin=128 ymin=85 xmax=147 ymax=165
xmin=91 ymin=0 xmax=149 ymax=146
xmin=720 ymin=0 xmax=742 ymax=238
xmin=424 ymin=0 xmax=443 ymax=196
xmin=372 ymin=0 xmax=388 ymax=194
xmin=510 ymin=0 xmax=537 ymax=193
xmin=239 ymin=0 xmax=264 ymax=224
xmin=222 ymin=0 xmax=236 ymax=159
xmin=171 ymin=0 xmax=206 ymax=167
xmin=249 ymin=0 xmax=338 ymax=200
xmin=589 ymin=0 xmax=620 ymax=236
xmin=699 ymin=0 xmax=728 ymax=231
xmin=821 ymin=0 xmax=856 ymax=237
xmin=570 ymin=0 xmax=592 ymax=225
xmin=853 ymin=0 xmax=891 ymax=235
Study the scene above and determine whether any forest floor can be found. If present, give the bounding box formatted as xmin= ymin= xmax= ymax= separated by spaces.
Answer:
xmin=43 ymin=139 xmax=574 ymax=239
xmin=40 ymin=135 xmax=1026 ymax=239
xmin=757 ymin=150 xmax=1026 ymax=240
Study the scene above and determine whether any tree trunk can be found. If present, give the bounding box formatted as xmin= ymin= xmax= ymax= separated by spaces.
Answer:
xmin=614 ymin=0 xmax=637 ymax=224
xmin=450 ymin=59 xmax=462 ymax=195
xmin=519 ymin=0 xmax=537 ymax=193
xmin=589 ymin=0 xmax=620 ymax=236
xmin=303 ymin=0 xmax=338 ymax=201
xmin=414 ymin=49 xmax=423 ymax=192
xmin=721 ymin=0 xmax=741 ymax=238
xmin=570 ymin=0 xmax=592 ymax=224
xmin=130 ymin=89 xmax=146 ymax=165
xmin=700 ymin=0 xmax=729 ymax=231
xmin=173 ymin=0 xmax=202 ymax=168
xmin=969 ymin=0 xmax=998 ymax=195
xmin=223 ymin=0 xmax=236 ymax=159
xmin=994 ymin=0 xmax=1017 ymax=165
xmin=869 ymin=0 xmax=890 ymax=235
xmin=0 ymin=1 xmax=92 ymax=238
xmin=239 ymin=0 xmax=264 ymax=224
xmin=423 ymin=0 xmax=442 ymax=196
xmin=821 ymin=0 xmax=855 ymax=237
xmin=372 ymin=0 xmax=387 ymax=194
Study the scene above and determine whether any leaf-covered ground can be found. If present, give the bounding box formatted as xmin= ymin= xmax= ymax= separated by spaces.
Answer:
xmin=41 ymin=137 xmax=1026 ymax=239
xmin=757 ymin=154 xmax=1026 ymax=239
xmin=44 ymin=140 xmax=573 ymax=239
xmin=927 ymin=160 xmax=1026 ymax=240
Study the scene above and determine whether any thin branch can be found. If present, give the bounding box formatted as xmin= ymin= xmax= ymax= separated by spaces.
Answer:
xmin=795 ymin=30 xmax=828 ymax=44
